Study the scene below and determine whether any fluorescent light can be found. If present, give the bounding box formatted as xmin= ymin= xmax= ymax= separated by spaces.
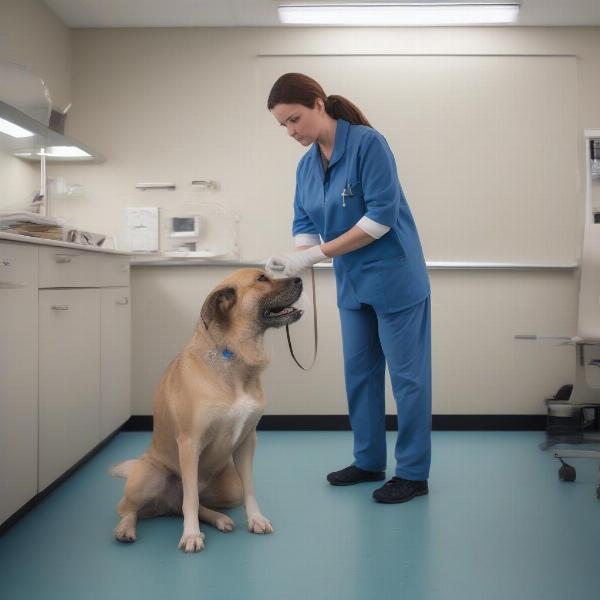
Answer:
xmin=14 ymin=146 xmax=92 ymax=159
xmin=278 ymin=3 xmax=520 ymax=26
xmin=45 ymin=146 xmax=91 ymax=158
xmin=0 ymin=116 xmax=34 ymax=138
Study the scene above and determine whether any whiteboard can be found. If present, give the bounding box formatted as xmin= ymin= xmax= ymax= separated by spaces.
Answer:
xmin=253 ymin=55 xmax=578 ymax=263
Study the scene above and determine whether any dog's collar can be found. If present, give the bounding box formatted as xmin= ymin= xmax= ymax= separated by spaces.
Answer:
xmin=202 ymin=318 xmax=233 ymax=360
xmin=205 ymin=347 xmax=235 ymax=363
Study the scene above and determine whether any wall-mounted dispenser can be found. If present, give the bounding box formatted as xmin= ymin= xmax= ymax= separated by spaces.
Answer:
xmin=585 ymin=130 xmax=600 ymax=225
xmin=591 ymin=139 xmax=600 ymax=178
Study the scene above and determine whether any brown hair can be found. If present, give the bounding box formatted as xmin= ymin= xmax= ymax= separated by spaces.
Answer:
xmin=267 ymin=72 xmax=372 ymax=128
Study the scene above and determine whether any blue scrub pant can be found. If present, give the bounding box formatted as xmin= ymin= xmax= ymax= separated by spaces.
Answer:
xmin=339 ymin=295 xmax=432 ymax=480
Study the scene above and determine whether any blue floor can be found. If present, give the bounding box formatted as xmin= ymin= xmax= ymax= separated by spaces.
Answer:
xmin=1 ymin=431 xmax=600 ymax=600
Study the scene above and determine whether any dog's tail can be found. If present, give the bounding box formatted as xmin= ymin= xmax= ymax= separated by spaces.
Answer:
xmin=109 ymin=459 xmax=139 ymax=479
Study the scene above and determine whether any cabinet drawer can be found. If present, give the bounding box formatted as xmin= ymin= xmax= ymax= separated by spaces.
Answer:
xmin=0 ymin=242 xmax=37 ymax=287
xmin=38 ymin=246 xmax=98 ymax=288
xmin=98 ymin=255 xmax=130 ymax=287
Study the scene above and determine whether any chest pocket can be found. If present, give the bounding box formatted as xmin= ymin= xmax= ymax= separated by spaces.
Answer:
xmin=325 ymin=180 xmax=365 ymax=233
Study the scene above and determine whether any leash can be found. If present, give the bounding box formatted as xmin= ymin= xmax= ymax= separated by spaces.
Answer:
xmin=271 ymin=265 xmax=318 ymax=370
xmin=286 ymin=266 xmax=318 ymax=370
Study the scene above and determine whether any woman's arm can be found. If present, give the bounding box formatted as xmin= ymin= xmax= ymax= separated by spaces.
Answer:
xmin=320 ymin=226 xmax=375 ymax=258
xmin=296 ymin=226 xmax=376 ymax=257
xmin=272 ymin=226 xmax=377 ymax=276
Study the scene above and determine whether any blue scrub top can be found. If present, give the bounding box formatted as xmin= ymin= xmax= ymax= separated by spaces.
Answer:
xmin=292 ymin=118 xmax=430 ymax=312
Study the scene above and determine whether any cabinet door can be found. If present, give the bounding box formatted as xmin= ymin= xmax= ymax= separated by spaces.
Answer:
xmin=0 ymin=243 xmax=38 ymax=524
xmin=100 ymin=287 xmax=131 ymax=438
xmin=38 ymin=289 xmax=100 ymax=491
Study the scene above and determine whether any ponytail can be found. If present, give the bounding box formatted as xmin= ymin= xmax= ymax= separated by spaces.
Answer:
xmin=324 ymin=94 xmax=371 ymax=127
xmin=268 ymin=73 xmax=372 ymax=128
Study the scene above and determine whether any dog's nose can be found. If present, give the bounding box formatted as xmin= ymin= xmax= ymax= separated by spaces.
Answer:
xmin=293 ymin=277 xmax=302 ymax=286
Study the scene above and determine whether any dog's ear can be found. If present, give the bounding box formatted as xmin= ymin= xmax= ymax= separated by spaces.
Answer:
xmin=200 ymin=286 xmax=237 ymax=329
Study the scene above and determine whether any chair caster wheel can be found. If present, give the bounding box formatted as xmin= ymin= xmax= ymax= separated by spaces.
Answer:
xmin=559 ymin=464 xmax=576 ymax=482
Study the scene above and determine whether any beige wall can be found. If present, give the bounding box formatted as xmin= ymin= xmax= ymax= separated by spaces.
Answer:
xmin=49 ymin=27 xmax=600 ymax=254
xmin=10 ymin=23 xmax=600 ymax=415
xmin=0 ymin=0 xmax=71 ymax=210
xmin=54 ymin=25 xmax=600 ymax=416
xmin=131 ymin=263 xmax=581 ymax=416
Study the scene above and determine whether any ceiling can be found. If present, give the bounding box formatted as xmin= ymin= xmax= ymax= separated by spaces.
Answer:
xmin=42 ymin=0 xmax=600 ymax=28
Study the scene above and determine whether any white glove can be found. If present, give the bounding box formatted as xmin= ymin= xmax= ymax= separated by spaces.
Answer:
xmin=266 ymin=245 xmax=328 ymax=277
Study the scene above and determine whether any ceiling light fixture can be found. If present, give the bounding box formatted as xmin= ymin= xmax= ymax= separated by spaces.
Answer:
xmin=14 ymin=146 xmax=92 ymax=159
xmin=0 ymin=116 xmax=34 ymax=138
xmin=278 ymin=3 xmax=520 ymax=26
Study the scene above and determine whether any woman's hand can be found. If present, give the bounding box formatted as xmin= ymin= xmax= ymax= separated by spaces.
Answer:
xmin=266 ymin=245 xmax=328 ymax=277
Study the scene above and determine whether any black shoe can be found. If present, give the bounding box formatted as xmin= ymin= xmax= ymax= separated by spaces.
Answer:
xmin=372 ymin=477 xmax=429 ymax=503
xmin=327 ymin=465 xmax=386 ymax=486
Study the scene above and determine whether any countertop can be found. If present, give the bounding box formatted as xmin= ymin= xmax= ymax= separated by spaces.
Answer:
xmin=0 ymin=231 xmax=132 ymax=255
xmin=130 ymin=254 xmax=577 ymax=270
xmin=0 ymin=233 xmax=578 ymax=269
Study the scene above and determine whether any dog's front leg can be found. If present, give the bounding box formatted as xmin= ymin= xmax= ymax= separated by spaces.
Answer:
xmin=233 ymin=431 xmax=274 ymax=534
xmin=177 ymin=436 xmax=205 ymax=552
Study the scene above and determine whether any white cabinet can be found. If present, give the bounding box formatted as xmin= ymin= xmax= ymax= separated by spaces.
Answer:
xmin=100 ymin=288 xmax=131 ymax=439
xmin=0 ymin=243 xmax=38 ymax=524
xmin=38 ymin=289 xmax=101 ymax=490
xmin=0 ymin=239 xmax=131 ymax=521
xmin=35 ymin=252 xmax=131 ymax=492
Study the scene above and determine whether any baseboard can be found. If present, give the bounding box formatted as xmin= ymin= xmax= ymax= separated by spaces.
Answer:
xmin=123 ymin=414 xmax=546 ymax=432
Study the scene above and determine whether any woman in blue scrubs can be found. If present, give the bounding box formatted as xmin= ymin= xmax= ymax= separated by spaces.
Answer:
xmin=266 ymin=73 xmax=431 ymax=504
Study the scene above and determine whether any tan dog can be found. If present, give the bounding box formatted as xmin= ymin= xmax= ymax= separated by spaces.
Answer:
xmin=111 ymin=268 xmax=303 ymax=552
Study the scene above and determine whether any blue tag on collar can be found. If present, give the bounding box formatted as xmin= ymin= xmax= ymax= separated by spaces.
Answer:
xmin=222 ymin=348 xmax=234 ymax=360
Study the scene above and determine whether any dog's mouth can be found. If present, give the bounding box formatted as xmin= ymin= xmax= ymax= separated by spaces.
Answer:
xmin=260 ymin=282 xmax=304 ymax=327
xmin=262 ymin=303 xmax=303 ymax=321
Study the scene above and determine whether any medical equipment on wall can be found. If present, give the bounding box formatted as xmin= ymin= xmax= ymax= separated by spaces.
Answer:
xmin=514 ymin=130 xmax=600 ymax=499
xmin=170 ymin=216 xmax=201 ymax=238
xmin=591 ymin=139 xmax=600 ymax=178
xmin=160 ymin=202 xmax=240 ymax=259
xmin=124 ymin=207 xmax=159 ymax=252
xmin=587 ymin=131 xmax=600 ymax=221
xmin=164 ymin=214 xmax=208 ymax=256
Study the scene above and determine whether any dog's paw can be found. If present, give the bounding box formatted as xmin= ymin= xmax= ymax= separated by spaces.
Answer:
xmin=113 ymin=521 xmax=136 ymax=543
xmin=178 ymin=531 xmax=206 ymax=553
xmin=247 ymin=514 xmax=274 ymax=535
xmin=215 ymin=514 xmax=235 ymax=533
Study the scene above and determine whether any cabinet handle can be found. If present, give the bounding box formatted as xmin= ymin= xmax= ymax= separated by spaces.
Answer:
xmin=51 ymin=305 xmax=69 ymax=310
xmin=116 ymin=297 xmax=129 ymax=305
xmin=54 ymin=254 xmax=80 ymax=264
xmin=1 ymin=259 xmax=11 ymax=267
